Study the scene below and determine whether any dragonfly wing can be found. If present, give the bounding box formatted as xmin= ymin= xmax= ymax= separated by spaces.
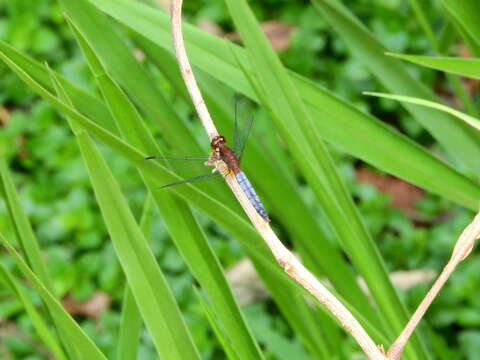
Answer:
xmin=158 ymin=172 xmax=221 ymax=189
xmin=146 ymin=155 xmax=209 ymax=161
xmin=235 ymin=114 xmax=254 ymax=162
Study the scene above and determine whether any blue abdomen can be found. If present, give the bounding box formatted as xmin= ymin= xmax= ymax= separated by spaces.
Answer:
xmin=235 ymin=172 xmax=270 ymax=221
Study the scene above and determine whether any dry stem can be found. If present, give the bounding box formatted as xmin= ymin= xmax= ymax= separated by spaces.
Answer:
xmin=170 ymin=1 xmax=387 ymax=359
xmin=170 ymin=0 xmax=218 ymax=141
xmin=387 ymin=211 xmax=480 ymax=359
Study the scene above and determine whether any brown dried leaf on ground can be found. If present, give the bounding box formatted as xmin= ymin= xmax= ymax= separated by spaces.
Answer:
xmin=0 ymin=107 xmax=10 ymax=126
xmin=199 ymin=18 xmax=296 ymax=51
xmin=458 ymin=43 xmax=480 ymax=96
xmin=62 ymin=291 xmax=111 ymax=318
xmin=156 ymin=0 xmax=170 ymax=12
xmin=356 ymin=167 xmax=424 ymax=218
xmin=226 ymin=256 xmax=435 ymax=306
xmin=197 ymin=18 xmax=225 ymax=37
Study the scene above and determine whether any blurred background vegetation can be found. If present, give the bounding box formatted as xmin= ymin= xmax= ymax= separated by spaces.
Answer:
xmin=0 ymin=0 xmax=479 ymax=359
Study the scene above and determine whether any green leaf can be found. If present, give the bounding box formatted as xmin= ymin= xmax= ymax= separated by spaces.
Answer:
xmin=311 ymin=0 xmax=480 ymax=175
xmin=0 ymin=35 xmax=289 ymax=294
xmin=116 ymin=196 xmax=153 ymax=360
xmin=387 ymin=53 xmax=480 ymax=80
xmin=0 ymin=265 xmax=66 ymax=360
xmin=74 ymin=2 xmax=373 ymax=334
xmin=0 ymin=233 xmax=107 ymax=360
xmin=194 ymin=288 xmax=241 ymax=360
xmin=405 ymin=0 xmax=438 ymax=50
xmin=0 ymin=157 xmax=79 ymax=358
xmin=59 ymin=0 xmax=203 ymax=156
xmin=86 ymin=0 xmax=480 ymax=211
xmin=68 ymin=17 xmax=264 ymax=359
xmin=223 ymin=0 xmax=421 ymax=356
xmin=0 ymin=157 xmax=54 ymax=292
xmin=442 ymin=0 xmax=480 ymax=50
xmin=365 ymin=92 xmax=480 ymax=132
xmin=49 ymin=68 xmax=201 ymax=360
xmin=0 ymin=41 xmax=118 ymax=135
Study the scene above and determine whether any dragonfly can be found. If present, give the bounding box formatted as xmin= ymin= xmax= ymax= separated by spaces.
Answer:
xmin=146 ymin=105 xmax=270 ymax=222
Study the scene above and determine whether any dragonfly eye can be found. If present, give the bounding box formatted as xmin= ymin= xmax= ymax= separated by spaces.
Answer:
xmin=211 ymin=135 xmax=226 ymax=149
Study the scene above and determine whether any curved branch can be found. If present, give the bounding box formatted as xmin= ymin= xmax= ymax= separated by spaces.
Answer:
xmin=387 ymin=211 xmax=480 ymax=360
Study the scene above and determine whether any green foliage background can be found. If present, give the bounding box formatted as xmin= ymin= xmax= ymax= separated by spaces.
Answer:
xmin=0 ymin=0 xmax=479 ymax=359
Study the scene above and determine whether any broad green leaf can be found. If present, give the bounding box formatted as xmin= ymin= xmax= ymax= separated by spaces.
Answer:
xmin=68 ymin=19 xmax=263 ymax=360
xmin=87 ymin=0 xmax=480 ymax=211
xmin=49 ymin=69 xmax=201 ymax=360
xmin=387 ymin=54 xmax=480 ymax=80
xmin=365 ymin=92 xmax=480 ymax=132
xmin=311 ymin=0 xmax=480 ymax=175
xmin=223 ymin=0 xmax=423 ymax=357
xmin=0 ymin=233 xmax=107 ymax=360
xmin=0 ymin=265 xmax=66 ymax=360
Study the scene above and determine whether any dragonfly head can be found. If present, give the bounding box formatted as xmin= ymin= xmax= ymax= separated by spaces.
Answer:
xmin=211 ymin=135 xmax=226 ymax=149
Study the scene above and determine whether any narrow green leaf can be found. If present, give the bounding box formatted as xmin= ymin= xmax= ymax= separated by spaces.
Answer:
xmin=0 ymin=41 xmax=118 ymax=134
xmin=59 ymin=0 xmax=203 ymax=157
xmin=0 ymin=25 xmax=370 ymax=359
xmin=365 ymin=92 xmax=480 ymax=132
xmin=442 ymin=0 xmax=480 ymax=49
xmin=87 ymin=0 xmax=480 ymax=211
xmin=0 ymin=158 xmax=54 ymax=292
xmin=116 ymin=196 xmax=154 ymax=360
xmin=138 ymin=31 xmax=371 ymax=324
xmin=223 ymin=0 xmax=427 ymax=358
xmin=311 ymin=0 xmax=480 ymax=175
xmin=49 ymin=69 xmax=201 ymax=360
xmin=0 ymin=233 xmax=107 ymax=360
xmin=387 ymin=53 xmax=480 ymax=80
xmin=68 ymin=18 xmax=264 ymax=359
xmin=406 ymin=0 xmax=438 ymax=49
xmin=194 ymin=288 xmax=241 ymax=360
xmin=0 ymin=158 xmax=79 ymax=358
xmin=0 ymin=41 xmax=288 ymax=285
xmin=0 ymin=265 xmax=66 ymax=360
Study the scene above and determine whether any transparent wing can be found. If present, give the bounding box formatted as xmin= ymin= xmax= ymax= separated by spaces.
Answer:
xmin=146 ymin=155 xmax=220 ymax=188
xmin=234 ymin=114 xmax=254 ymax=162
xmin=157 ymin=172 xmax=221 ymax=189
xmin=145 ymin=155 xmax=209 ymax=161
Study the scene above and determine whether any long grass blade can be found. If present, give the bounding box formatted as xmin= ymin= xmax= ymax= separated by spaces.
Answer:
xmin=365 ymin=92 xmax=480 ymax=132
xmin=387 ymin=53 xmax=480 ymax=80
xmin=0 ymin=233 xmax=107 ymax=360
xmin=0 ymin=265 xmax=66 ymax=360
xmin=223 ymin=0 xmax=428 ymax=358
xmin=67 ymin=17 xmax=264 ymax=359
xmin=49 ymin=67 xmax=201 ymax=360
xmin=86 ymin=0 xmax=480 ymax=210
xmin=311 ymin=0 xmax=480 ymax=175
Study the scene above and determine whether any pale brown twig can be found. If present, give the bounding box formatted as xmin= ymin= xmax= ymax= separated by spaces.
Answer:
xmin=169 ymin=1 xmax=387 ymax=359
xmin=387 ymin=211 xmax=480 ymax=360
